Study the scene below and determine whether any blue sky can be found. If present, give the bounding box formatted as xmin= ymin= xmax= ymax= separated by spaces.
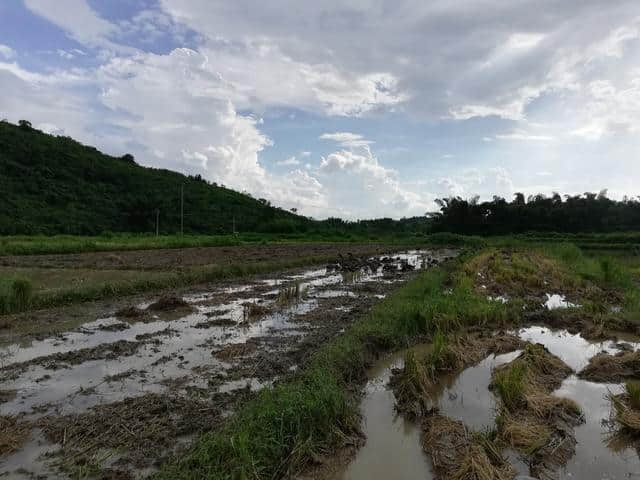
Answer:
xmin=1 ymin=1 xmax=639 ymax=219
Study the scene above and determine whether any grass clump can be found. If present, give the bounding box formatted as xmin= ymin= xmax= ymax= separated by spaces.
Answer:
xmin=491 ymin=344 xmax=582 ymax=473
xmin=276 ymin=281 xmax=304 ymax=306
xmin=0 ymin=416 xmax=31 ymax=456
xmin=626 ymin=381 xmax=640 ymax=410
xmin=0 ymin=277 xmax=34 ymax=314
xmin=423 ymin=415 xmax=515 ymax=480
xmin=161 ymin=368 xmax=357 ymax=479
xmin=492 ymin=363 xmax=527 ymax=412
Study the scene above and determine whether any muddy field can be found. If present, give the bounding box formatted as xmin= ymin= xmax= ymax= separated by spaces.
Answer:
xmin=0 ymin=248 xmax=456 ymax=478
xmin=325 ymin=249 xmax=640 ymax=480
xmin=0 ymin=243 xmax=402 ymax=271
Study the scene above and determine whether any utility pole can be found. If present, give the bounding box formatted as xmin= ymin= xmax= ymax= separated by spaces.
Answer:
xmin=180 ymin=184 xmax=184 ymax=235
xmin=155 ymin=209 xmax=159 ymax=236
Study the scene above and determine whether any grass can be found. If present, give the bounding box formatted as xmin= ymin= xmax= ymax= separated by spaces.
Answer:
xmin=0 ymin=232 xmax=486 ymax=256
xmin=0 ymin=254 xmax=347 ymax=315
xmin=0 ymin=277 xmax=34 ymax=314
xmin=276 ymin=282 xmax=304 ymax=306
xmin=492 ymin=363 xmax=527 ymax=411
xmin=626 ymin=381 xmax=640 ymax=410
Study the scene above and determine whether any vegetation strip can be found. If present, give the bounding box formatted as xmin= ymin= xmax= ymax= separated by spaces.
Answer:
xmin=0 ymin=254 xmax=355 ymax=315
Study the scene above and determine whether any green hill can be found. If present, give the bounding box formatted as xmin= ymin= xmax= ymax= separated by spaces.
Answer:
xmin=0 ymin=120 xmax=308 ymax=235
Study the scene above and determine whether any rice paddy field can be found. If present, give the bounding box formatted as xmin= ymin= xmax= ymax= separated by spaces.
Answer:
xmin=1 ymin=235 xmax=640 ymax=479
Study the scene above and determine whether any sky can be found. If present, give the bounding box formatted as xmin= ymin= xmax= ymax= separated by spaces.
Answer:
xmin=1 ymin=1 xmax=639 ymax=220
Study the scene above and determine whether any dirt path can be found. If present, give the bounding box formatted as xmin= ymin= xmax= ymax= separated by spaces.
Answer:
xmin=0 ymin=243 xmax=408 ymax=271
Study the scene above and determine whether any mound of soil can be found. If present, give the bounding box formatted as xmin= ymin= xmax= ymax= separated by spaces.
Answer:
xmin=213 ymin=341 xmax=258 ymax=361
xmin=423 ymin=415 xmax=515 ymax=480
xmin=579 ymin=350 xmax=640 ymax=383
xmin=147 ymin=296 xmax=190 ymax=311
xmin=115 ymin=306 xmax=146 ymax=318
xmin=491 ymin=344 xmax=583 ymax=477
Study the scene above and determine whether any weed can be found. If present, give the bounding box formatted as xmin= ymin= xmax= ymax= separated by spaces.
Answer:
xmin=276 ymin=281 xmax=304 ymax=305
xmin=493 ymin=363 xmax=527 ymax=411
xmin=627 ymin=381 xmax=640 ymax=410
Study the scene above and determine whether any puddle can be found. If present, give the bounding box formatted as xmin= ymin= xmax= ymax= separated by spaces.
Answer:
xmin=517 ymin=326 xmax=639 ymax=371
xmin=338 ymin=325 xmax=640 ymax=480
xmin=434 ymin=350 xmax=520 ymax=431
xmin=518 ymin=325 xmax=640 ymax=478
xmin=544 ymin=293 xmax=578 ymax=310
xmin=334 ymin=353 xmax=433 ymax=480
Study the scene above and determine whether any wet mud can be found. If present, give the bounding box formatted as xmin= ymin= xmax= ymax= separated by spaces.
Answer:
xmin=0 ymin=249 xmax=455 ymax=478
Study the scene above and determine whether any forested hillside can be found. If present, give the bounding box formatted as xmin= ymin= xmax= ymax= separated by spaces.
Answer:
xmin=0 ymin=120 xmax=307 ymax=235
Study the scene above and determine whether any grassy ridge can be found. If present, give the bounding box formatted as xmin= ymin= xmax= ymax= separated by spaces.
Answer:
xmin=0 ymin=255 xmax=346 ymax=315
xmin=2 ymin=231 xmax=639 ymax=256
xmin=0 ymin=232 xmax=483 ymax=256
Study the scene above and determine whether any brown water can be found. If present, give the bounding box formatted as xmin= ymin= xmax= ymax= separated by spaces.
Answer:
xmin=334 ymin=353 xmax=433 ymax=480
xmin=336 ymin=326 xmax=640 ymax=480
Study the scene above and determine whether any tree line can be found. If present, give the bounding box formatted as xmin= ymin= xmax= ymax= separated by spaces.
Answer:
xmin=430 ymin=192 xmax=640 ymax=235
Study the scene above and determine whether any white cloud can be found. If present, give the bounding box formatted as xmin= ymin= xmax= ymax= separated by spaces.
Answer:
xmin=319 ymin=132 xmax=373 ymax=148
xmin=23 ymin=0 xmax=126 ymax=52
xmin=0 ymin=44 xmax=15 ymax=60
xmin=4 ymin=1 xmax=640 ymax=218
xmin=317 ymin=143 xmax=431 ymax=218
xmin=494 ymin=131 xmax=554 ymax=141
xmin=277 ymin=156 xmax=300 ymax=166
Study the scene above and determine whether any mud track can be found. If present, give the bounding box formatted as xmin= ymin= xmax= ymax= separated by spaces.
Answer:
xmin=0 ymin=243 xmax=407 ymax=271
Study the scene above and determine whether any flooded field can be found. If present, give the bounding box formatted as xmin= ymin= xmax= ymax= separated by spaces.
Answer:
xmin=0 ymin=249 xmax=456 ymax=478
xmin=336 ymin=325 xmax=640 ymax=480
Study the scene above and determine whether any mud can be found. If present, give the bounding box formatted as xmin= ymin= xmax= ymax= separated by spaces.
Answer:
xmin=578 ymin=350 xmax=640 ymax=383
xmin=0 ymin=416 xmax=31 ymax=457
xmin=147 ymin=296 xmax=191 ymax=312
xmin=0 ymin=243 xmax=412 ymax=271
xmin=0 ymin=248 xmax=456 ymax=478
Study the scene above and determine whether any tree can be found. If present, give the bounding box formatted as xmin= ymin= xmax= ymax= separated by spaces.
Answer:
xmin=18 ymin=119 xmax=32 ymax=130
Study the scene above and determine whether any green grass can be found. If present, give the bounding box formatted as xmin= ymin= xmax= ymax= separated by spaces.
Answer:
xmin=492 ymin=363 xmax=527 ymax=412
xmin=626 ymin=381 xmax=640 ymax=410
xmin=0 ymin=277 xmax=34 ymax=314
xmin=0 ymin=255 xmax=344 ymax=315
xmin=0 ymin=232 xmax=480 ymax=256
